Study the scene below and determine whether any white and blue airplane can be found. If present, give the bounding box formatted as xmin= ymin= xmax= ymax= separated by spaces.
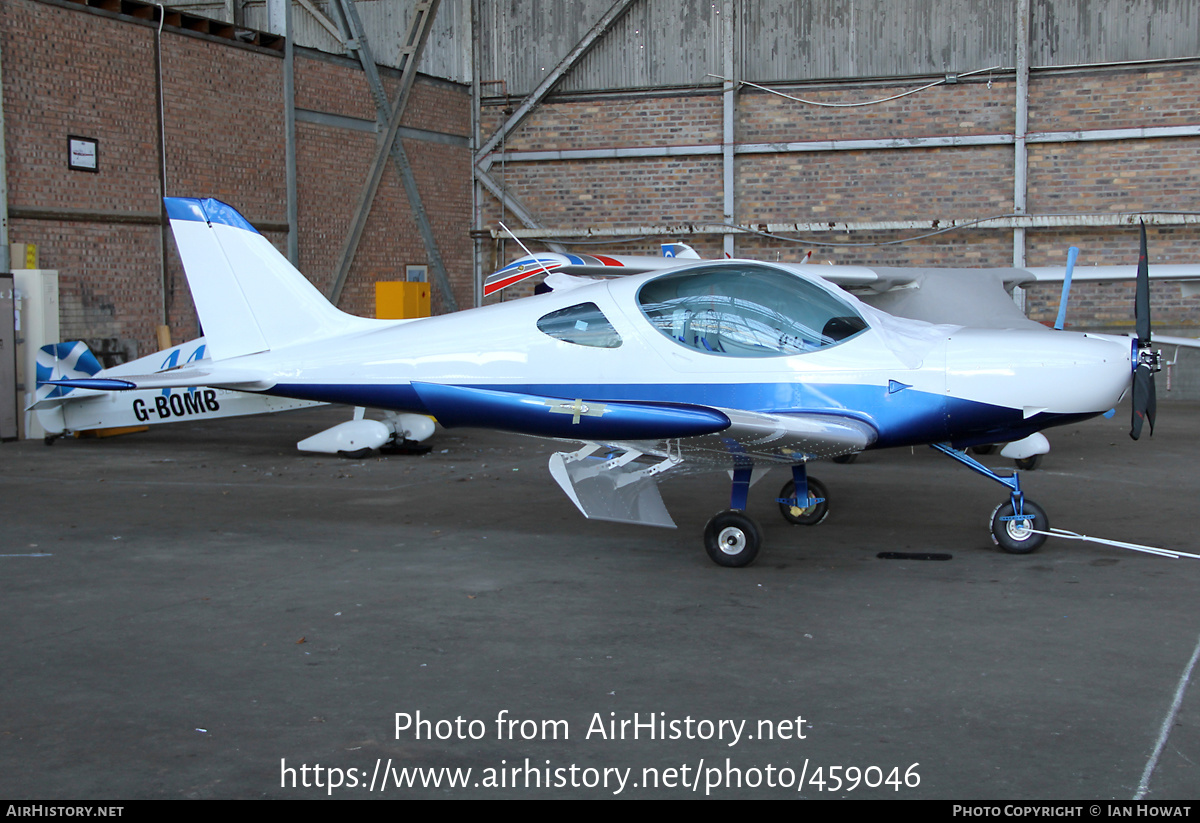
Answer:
xmin=49 ymin=197 xmax=1162 ymax=567
xmin=31 ymin=337 xmax=435 ymax=455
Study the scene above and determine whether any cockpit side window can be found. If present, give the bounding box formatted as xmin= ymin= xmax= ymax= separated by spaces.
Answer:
xmin=637 ymin=264 xmax=868 ymax=357
xmin=537 ymin=302 xmax=623 ymax=348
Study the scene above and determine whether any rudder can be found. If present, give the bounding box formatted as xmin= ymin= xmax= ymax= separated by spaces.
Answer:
xmin=165 ymin=198 xmax=357 ymax=361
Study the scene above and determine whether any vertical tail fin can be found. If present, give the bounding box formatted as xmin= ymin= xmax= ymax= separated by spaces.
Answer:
xmin=165 ymin=198 xmax=359 ymax=361
xmin=35 ymin=341 xmax=103 ymax=402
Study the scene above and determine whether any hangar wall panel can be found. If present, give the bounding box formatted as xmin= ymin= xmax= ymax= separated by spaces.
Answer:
xmin=2 ymin=0 xmax=472 ymax=354
xmin=479 ymin=56 xmax=1200 ymax=335
xmin=2 ymin=0 xmax=162 ymax=214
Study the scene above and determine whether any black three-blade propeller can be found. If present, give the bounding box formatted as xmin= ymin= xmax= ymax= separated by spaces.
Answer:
xmin=1130 ymin=221 xmax=1158 ymax=440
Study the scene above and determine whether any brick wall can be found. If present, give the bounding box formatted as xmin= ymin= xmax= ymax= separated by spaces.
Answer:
xmin=2 ymin=0 xmax=472 ymax=356
xmin=479 ymin=66 xmax=1200 ymax=334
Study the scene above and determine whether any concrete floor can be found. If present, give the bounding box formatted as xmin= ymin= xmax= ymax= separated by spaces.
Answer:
xmin=2 ymin=402 xmax=1199 ymax=799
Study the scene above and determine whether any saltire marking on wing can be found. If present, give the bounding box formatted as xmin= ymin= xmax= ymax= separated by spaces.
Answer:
xmin=544 ymin=398 xmax=611 ymax=424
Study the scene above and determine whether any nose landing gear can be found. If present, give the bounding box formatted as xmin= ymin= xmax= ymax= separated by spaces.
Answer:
xmin=933 ymin=443 xmax=1049 ymax=554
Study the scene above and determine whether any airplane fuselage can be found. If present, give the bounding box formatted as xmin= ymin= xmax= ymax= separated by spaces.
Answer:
xmin=223 ymin=262 xmax=1132 ymax=456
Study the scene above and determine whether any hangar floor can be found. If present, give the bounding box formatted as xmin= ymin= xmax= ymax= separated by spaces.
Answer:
xmin=3 ymin=402 xmax=1199 ymax=799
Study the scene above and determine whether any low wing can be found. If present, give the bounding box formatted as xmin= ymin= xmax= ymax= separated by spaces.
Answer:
xmin=678 ymin=408 xmax=878 ymax=464
xmin=546 ymin=406 xmax=877 ymax=529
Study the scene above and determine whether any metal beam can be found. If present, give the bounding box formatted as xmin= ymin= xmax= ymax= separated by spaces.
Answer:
xmin=329 ymin=0 xmax=446 ymax=308
xmin=0 ymin=36 xmax=10 ymax=273
xmin=1013 ymin=0 xmax=1031 ymax=268
xmin=474 ymin=0 xmax=640 ymax=170
xmin=332 ymin=0 xmax=457 ymax=312
xmin=471 ymin=0 xmax=482 ymax=305
xmin=473 ymin=168 xmax=543 ymax=227
xmin=472 ymin=0 xmax=638 ymax=263
xmin=490 ymin=212 xmax=1200 ymax=241
xmin=294 ymin=0 xmax=345 ymax=43
xmin=721 ymin=0 xmax=735 ymax=258
xmin=487 ymin=124 xmax=1200 ymax=164
xmin=283 ymin=0 xmax=298 ymax=263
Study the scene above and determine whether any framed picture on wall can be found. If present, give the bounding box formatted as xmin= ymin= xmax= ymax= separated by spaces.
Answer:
xmin=68 ymin=136 xmax=99 ymax=173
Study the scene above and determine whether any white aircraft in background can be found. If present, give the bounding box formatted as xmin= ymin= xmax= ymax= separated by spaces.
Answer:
xmin=487 ymin=238 xmax=1200 ymax=472
xmin=32 ymin=338 xmax=434 ymax=457
xmin=48 ymin=197 xmax=1168 ymax=567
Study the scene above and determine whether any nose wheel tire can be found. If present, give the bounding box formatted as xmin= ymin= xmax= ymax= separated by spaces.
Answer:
xmin=990 ymin=499 xmax=1049 ymax=554
xmin=703 ymin=510 xmax=762 ymax=567
xmin=778 ymin=478 xmax=829 ymax=526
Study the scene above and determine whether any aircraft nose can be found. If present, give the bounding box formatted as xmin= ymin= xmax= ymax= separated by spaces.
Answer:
xmin=945 ymin=330 xmax=1131 ymax=416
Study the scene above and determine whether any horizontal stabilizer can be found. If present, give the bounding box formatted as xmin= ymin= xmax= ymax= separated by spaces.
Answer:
xmin=45 ymin=366 xmax=274 ymax=393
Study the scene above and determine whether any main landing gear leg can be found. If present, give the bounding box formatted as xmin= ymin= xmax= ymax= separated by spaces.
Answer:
xmin=931 ymin=443 xmax=1049 ymax=554
xmin=703 ymin=463 xmax=761 ymax=568
xmin=702 ymin=463 xmax=832 ymax=567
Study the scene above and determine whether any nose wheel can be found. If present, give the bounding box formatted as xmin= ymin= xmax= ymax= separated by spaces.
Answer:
xmin=990 ymin=499 xmax=1049 ymax=554
xmin=933 ymin=443 xmax=1051 ymax=554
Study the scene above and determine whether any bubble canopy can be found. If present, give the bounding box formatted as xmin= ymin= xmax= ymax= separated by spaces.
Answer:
xmin=636 ymin=263 xmax=869 ymax=358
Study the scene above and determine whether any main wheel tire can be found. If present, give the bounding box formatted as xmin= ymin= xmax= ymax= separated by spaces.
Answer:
xmin=970 ymin=444 xmax=998 ymax=455
xmin=703 ymin=510 xmax=762 ymax=567
xmin=778 ymin=477 xmax=830 ymax=526
xmin=1015 ymin=454 xmax=1043 ymax=471
xmin=990 ymin=499 xmax=1049 ymax=554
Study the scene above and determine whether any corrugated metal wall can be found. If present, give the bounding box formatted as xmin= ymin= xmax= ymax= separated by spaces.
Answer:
xmin=481 ymin=0 xmax=1200 ymax=95
xmin=166 ymin=0 xmax=473 ymax=82
xmin=1030 ymin=0 xmax=1200 ymax=66
xmin=737 ymin=0 xmax=1017 ymax=82
xmin=164 ymin=0 xmax=1200 ymax=91
xmin=478 ymin=0 xmax=724 ymax=93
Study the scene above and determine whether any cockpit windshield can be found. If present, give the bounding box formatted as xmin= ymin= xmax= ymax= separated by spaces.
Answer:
xmin=637 ymin=263 xmax=868 ymax=357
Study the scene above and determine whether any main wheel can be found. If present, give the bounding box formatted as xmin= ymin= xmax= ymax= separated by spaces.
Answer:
xmin=703 ymin=510 xmax=762 ymax=567
xmin=778 ymin=477 xmax=830 ymax=526
xmin=1015 ymin=454 xmax=1043 ymax=471
xmin=990 ymin=499 xmax=1049 ymax=554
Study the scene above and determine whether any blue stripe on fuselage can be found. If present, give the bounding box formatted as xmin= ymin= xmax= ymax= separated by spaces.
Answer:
xmin=268 ymin=381 xmax=1100 ymax=450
